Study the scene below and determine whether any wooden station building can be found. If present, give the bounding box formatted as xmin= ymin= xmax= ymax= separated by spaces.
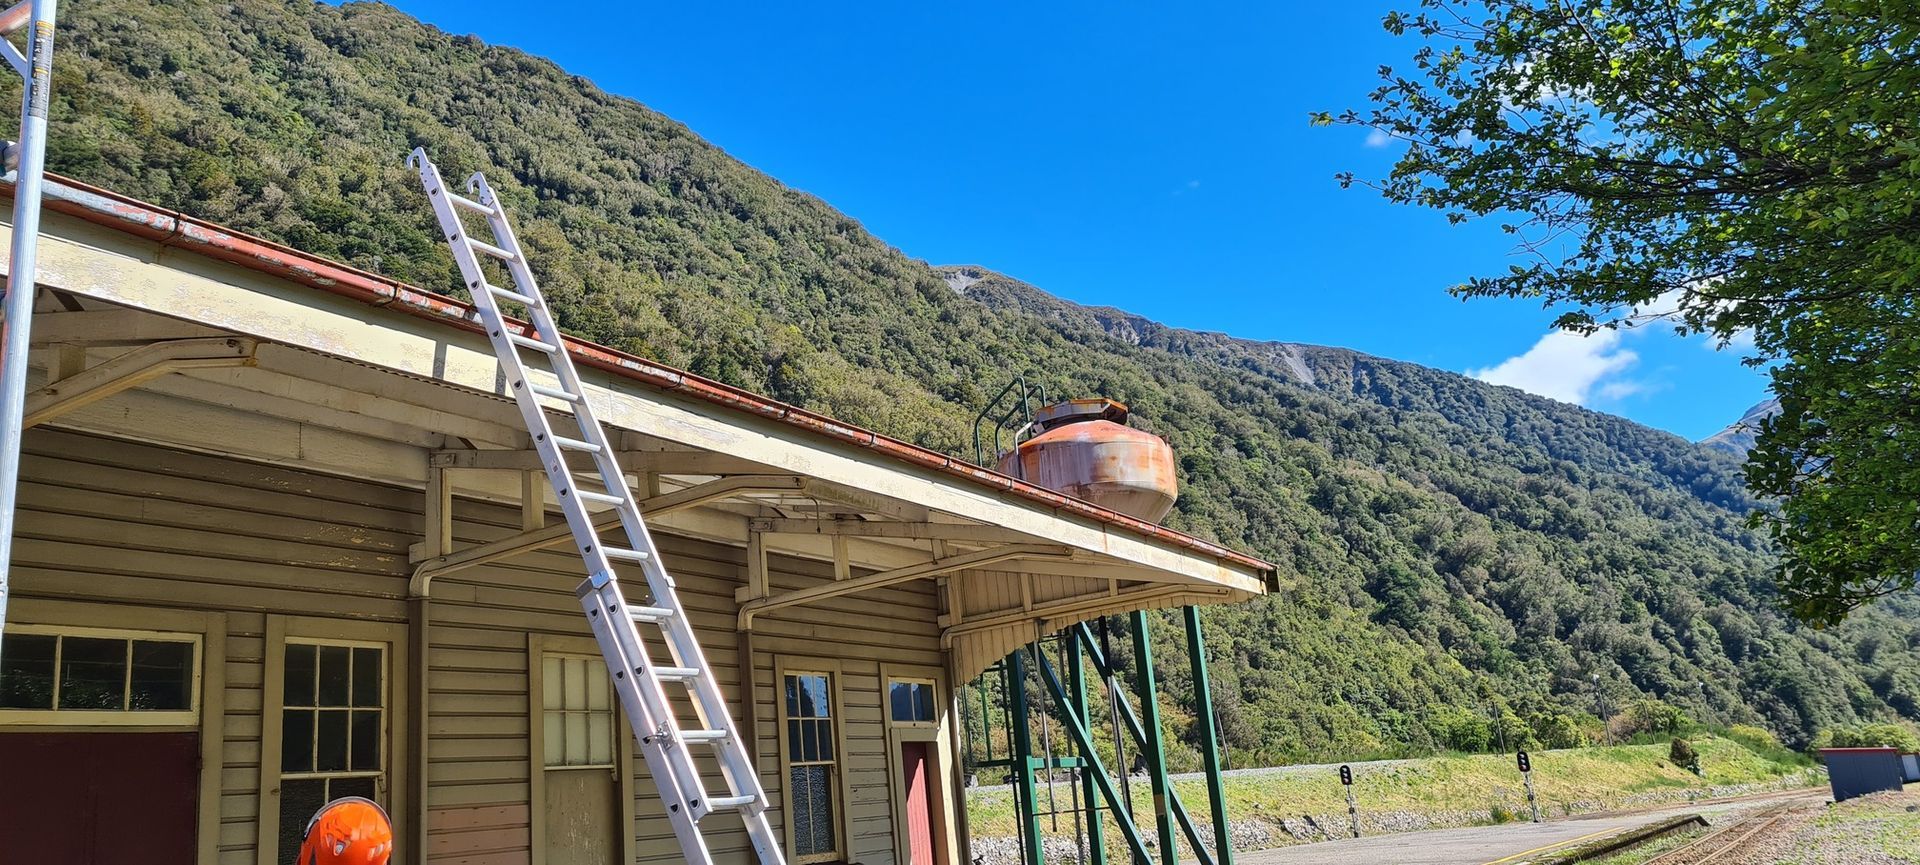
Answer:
xmin=0 ymin=175 xmax=1274 ymax=865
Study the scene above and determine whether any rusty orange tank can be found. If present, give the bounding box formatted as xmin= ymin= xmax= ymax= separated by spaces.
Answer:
xmin=996 ymin=398 xmax=1178 ymax=523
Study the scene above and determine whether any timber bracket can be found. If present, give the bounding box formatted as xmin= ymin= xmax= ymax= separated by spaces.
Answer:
xmin=24 ymin=337 xmax=258 ymax=428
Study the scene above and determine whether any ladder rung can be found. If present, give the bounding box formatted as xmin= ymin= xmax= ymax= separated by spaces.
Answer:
xmin=529 ymin=383 xmax=581 ymax=403
xmin=446 ymin=191 xmax=494 ymax=215
xmin=680 ymin=729 xmax=729 ymax=743
xmin=702 ymin=795 xmax=758 ymax=812
xmin=603 ymin=547 xmax=651 ymax=563
xmin=466 ymin=236 xmax=518 ymax=261
xmin=628 ymin=605 xmax=674 ymax=623
xmin=485 ymin=283 xmax=539 ymax=307
xmin=508 ymin=332 xmax=558 ymax=353
xmin=573 ymin=488 xmax=627 ymax=506
xmin=551 ymin=435 xmax=603 ymax=453
xmin=654 ymin=666 xmax=700 ymax=682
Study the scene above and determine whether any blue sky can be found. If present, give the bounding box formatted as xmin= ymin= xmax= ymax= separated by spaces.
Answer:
xmin=382 ymin=0 xmax=1769 ymax=440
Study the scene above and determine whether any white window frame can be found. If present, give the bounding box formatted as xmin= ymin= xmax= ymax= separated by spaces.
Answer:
xmin=257 ymin=616 xmax=408 ymax=865
xmin=885 ymin=676 xmax=939 ymax=729
xmin=277 ymin=637 xmax=388 ymax=794
xmin=0 ymin=623 xmax=203 ymax=726
xmin=539 ymin=651 xmax=619 ymax=770
xmin=775 ymin=657 xmax=851 ymax=865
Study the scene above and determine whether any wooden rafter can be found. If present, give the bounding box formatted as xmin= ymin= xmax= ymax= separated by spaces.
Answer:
xmin=735 ymin=543 xmax=1074 ymax=629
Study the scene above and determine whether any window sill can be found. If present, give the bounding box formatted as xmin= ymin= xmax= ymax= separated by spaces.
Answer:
xmin=0 ymin=710 xmax=200 ymax=727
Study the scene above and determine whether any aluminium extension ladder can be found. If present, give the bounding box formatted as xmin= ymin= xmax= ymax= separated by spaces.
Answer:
xmin=407 ymin=148 xmax=785 ymax=865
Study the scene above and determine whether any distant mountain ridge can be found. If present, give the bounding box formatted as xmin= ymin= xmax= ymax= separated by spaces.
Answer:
xmin=30 ymin=0 xmax=1919 ymax=760
xmin=1701 ymin=399 xmax=1782 ymax=456
xmin=939 ymin=265 xmax=1324 ymax=387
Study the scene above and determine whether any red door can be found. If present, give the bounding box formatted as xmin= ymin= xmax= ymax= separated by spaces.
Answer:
xmin=900 ymin=742 xmax=936 ymax=865
xmin=0 ymin=731 xmax=199 ymax=865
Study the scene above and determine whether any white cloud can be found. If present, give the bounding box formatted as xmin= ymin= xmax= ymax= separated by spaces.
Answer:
xmin=1626 ymin=283 xmax=1759 ymax=355
xmin=1597 ymin=380 xmax=1644 ymax=400
xmin=1468 ymin=329 xmax=1640 ymax=406
xmin=1365 ymin=128 xmax=1391 ymax=148
xmin=1628 ymin=287 xmax=1689 ymax=326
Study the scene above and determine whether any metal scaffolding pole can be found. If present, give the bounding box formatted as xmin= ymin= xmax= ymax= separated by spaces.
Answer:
xmin=0 ymin=0 xmax=58 ymax=666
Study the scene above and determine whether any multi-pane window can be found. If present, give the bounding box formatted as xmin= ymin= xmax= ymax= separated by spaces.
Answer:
xmin=543 ymin=654 xmax=615 ymax=768
xmin=279 ymin=641 xmax=384 ymax=865
xmin=888 ymin=679 xmax=936 ymax=725
xmin=785 ymin=672 xmax=839 ymax=862
xmin=0 ymin=627 xmax=198 ymax=722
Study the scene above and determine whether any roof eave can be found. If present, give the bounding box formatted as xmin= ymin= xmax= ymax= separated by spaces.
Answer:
xmin=6 ymin=174 xmax=1276 ymax=585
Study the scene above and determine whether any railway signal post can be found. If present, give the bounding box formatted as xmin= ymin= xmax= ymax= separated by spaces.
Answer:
xmin=1339 ymin=764 xmax=1360 ymax=838
xmin=1517 ymin=750 xmax=1540 ymax=823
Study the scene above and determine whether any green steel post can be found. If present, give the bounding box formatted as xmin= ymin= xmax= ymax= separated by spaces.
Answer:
xmin=1068 ymin=630 xmax=1108 ymax=865
xmin=1183 ymin=605 xmax=1234 ymax=865
xmin=1009 ymin=647 xmax=1046 ymax=865
xmin=1131 ymin=610 xmax=1178 ymax=865
xmin=981 ymin=674 xmax=995 ymax=762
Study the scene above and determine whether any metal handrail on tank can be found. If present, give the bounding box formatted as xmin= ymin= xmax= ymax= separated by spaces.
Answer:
xmin=972 ymin=374 xmax=1048 ymax=469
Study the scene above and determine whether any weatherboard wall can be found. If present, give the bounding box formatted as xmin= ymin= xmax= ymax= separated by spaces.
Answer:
xmin=2 ymin=427 xmax=945 ymax=865
xmin=6 ymin=428 xmax=416 ymax=865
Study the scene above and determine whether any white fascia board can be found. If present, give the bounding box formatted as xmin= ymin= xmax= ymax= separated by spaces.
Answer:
xmin=13 ymin=212 xmax=1266 ymax=594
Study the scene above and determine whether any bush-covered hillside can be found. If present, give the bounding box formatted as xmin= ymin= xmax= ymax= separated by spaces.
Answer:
xmin=25 ymin=0 xmax=1920 ymax=762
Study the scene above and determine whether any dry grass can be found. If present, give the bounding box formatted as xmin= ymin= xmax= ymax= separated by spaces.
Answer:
xmin=965 ymin=736 xmax=1820 ymax=856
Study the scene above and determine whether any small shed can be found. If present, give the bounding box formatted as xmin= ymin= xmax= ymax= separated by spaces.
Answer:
xmin=1902 ymin=753 xmax=1920 ymax=783
xmin=1820 ymin=747 xmax=1906 ymax=802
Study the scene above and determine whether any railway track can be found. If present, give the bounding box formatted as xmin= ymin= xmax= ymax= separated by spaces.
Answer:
xmin=1641 ymin=802 xmax=1799 ymax=865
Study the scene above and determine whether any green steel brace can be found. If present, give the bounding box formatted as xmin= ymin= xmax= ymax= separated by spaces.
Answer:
xmin=1184 ymin=605 xmax=1235 ymax=865
xmin=1072 ymin=622 xmax=1222 ymax=865
xmin=1032 ymin=642 xmax=1159 ymax=865
xmin=995 ymin=614 xmax=1234 ymax=865
xmin=1068 ymin=637 xmax=1108 ymax=865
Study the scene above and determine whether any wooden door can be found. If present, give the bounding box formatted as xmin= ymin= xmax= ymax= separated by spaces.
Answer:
xmin=0 ymin=731 xmax=199 ymax=864
xmin=899 ymin=741 xmax=935 ymax=865
xmin=543 ymin=768 xmax=620 ymax=865
xmin=538 ymin=652 xmax=622 ymax=864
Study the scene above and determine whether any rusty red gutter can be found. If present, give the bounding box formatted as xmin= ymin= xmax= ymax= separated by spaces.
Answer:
xmin=17 ymin=173 xmax=1276 ymax=579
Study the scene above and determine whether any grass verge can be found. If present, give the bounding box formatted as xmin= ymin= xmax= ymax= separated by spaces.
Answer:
xmin=965 ymin=735 xmax=1820 ymax=858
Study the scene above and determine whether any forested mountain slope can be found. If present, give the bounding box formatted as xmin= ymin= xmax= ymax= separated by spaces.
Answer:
xmin=26 ymin=0 xmax=1919 ymax=762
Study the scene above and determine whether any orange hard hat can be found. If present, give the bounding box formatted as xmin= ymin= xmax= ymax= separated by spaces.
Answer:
xmin=297 ymin=796 xmax=394 ymax=865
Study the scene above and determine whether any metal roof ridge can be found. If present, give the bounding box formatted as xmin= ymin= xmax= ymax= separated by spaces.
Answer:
xmin=9 ymin=172 xmax=1275 ymax=577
